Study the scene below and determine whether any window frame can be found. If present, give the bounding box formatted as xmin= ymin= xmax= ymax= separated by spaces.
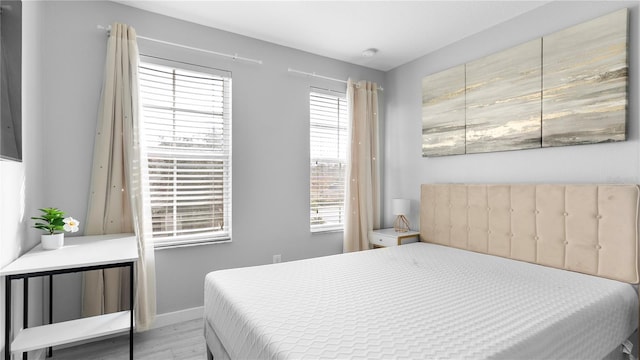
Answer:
xmin=309 ymin=88 xmax=348 ymax=233
xmin=138 ymin=55 xmax=232 ymax=248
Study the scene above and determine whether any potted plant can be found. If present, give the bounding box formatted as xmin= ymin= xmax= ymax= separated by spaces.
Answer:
xmin=31 ymin=208 xmax=80 ymax=250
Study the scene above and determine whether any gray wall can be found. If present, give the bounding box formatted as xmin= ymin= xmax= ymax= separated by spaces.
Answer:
xmin=383 ymin=1 xmax=639 ymax=229
xmin=38 ymin=1 xmax=384 ymax=321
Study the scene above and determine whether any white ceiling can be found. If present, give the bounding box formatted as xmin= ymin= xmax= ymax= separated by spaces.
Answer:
xmin=114 ymin=1 xmax=551 ymax=71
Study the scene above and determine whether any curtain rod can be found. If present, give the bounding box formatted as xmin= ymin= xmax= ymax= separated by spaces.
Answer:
xmin=97 ymin=25 xmax=263 ymax=65
xmin=287 ymin=68 xmax=383 ymax=91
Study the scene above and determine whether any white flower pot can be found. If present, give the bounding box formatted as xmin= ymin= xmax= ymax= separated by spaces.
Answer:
xmin=41 ymin=233 xmax=64 ymax=250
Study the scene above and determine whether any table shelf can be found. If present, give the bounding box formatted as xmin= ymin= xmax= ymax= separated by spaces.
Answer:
xmin=12 ymin=311 xmax=131 ymax=353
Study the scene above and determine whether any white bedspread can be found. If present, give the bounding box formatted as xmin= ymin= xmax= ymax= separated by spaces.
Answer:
xmin=204 ymin=242 xmax=638 ymax=359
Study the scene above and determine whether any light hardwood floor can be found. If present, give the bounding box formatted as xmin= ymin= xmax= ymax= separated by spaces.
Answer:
xmin=50 ymin=318 xmax=207 ymax=360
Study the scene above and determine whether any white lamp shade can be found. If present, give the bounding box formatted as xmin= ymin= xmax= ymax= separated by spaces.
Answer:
xmin=392 ymin=199 xmax=410 ymax=216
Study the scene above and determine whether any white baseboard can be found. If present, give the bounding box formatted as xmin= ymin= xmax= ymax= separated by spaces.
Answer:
xmin=152 ymin=306 xmax=203 ymax=329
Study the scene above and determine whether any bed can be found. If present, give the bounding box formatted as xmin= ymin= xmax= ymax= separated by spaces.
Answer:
xmin=204 ymin=184 xmax=640 ymax=359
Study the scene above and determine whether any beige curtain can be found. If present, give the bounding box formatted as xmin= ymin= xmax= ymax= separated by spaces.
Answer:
xmin=343 ymin=79 xmax=380 ymax=252
xmin=82 ymin=22 xmax=157 ymax=331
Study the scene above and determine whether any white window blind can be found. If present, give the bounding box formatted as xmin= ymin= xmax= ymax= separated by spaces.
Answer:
xmin=310 ymin=91 xmax=348 ymax=232
xmin=139 ymin=59 xmax=232 ymax=247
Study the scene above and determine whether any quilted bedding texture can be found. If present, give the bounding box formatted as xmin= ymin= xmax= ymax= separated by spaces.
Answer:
xmin=204 ymin=242 xmax=638 ymax=359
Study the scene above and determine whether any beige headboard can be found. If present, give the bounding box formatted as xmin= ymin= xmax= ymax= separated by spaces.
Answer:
xmin=420 ymin=184 xmax=640 ymax=284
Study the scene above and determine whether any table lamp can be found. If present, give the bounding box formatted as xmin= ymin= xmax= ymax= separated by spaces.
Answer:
xmin=392 ymin=199 xmax=410 ymax=232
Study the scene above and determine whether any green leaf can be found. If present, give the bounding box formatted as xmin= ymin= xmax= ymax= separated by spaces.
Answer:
xmin=32 ymin=207 xmax=68 ymax=232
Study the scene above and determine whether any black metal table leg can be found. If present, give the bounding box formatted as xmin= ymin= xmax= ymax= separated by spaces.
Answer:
xmin=5 ymin=276 xmax=11 ymax=360
xmin=129 ymin=262 xmax=134 ymax=360
xmin=23 ymin=277 xmax=28 ymax=360
xmin=47 ymin=274 xmax=53 ymax=358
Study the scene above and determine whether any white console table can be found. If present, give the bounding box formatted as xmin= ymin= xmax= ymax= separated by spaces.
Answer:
xmin=1 ymin=233 xmax=138 ymax=360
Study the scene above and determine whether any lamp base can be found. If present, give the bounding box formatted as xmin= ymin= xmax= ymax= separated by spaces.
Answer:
xmin=393 ymin=215 xmax=410 ymax=232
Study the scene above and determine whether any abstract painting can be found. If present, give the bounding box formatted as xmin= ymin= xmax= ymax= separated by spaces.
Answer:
xmin=420 ymin=8 xmax=628 ymax=157
xmin=466 ymin=39 xmax=542 ymax=154
xmin=542 ymin=9 xmax=628 ymax=147
xmin=422 ymin=64 xmax=465 ymax=157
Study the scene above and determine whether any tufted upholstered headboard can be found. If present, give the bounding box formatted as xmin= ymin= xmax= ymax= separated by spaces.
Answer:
xmin=420 ymin=184 xmax=640 ymax=284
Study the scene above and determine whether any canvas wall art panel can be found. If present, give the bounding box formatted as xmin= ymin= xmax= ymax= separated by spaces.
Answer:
xmin=422 ymin=64 xmax=465 ymax=157
xmin=542 ymin=9 xmax=628 ymax=147
xmin=465 ymin=39 xmax=542 ymax=154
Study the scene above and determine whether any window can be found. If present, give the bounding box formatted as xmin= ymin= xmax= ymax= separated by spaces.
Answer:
xmin=139 ymin=59 xmax=232 ymax=247
xmin=310 ymin=90 xmax=348 ymax=232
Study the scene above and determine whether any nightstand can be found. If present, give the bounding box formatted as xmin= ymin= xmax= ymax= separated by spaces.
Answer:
xmin=368 ymin=228 xmax=420 ymax=248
